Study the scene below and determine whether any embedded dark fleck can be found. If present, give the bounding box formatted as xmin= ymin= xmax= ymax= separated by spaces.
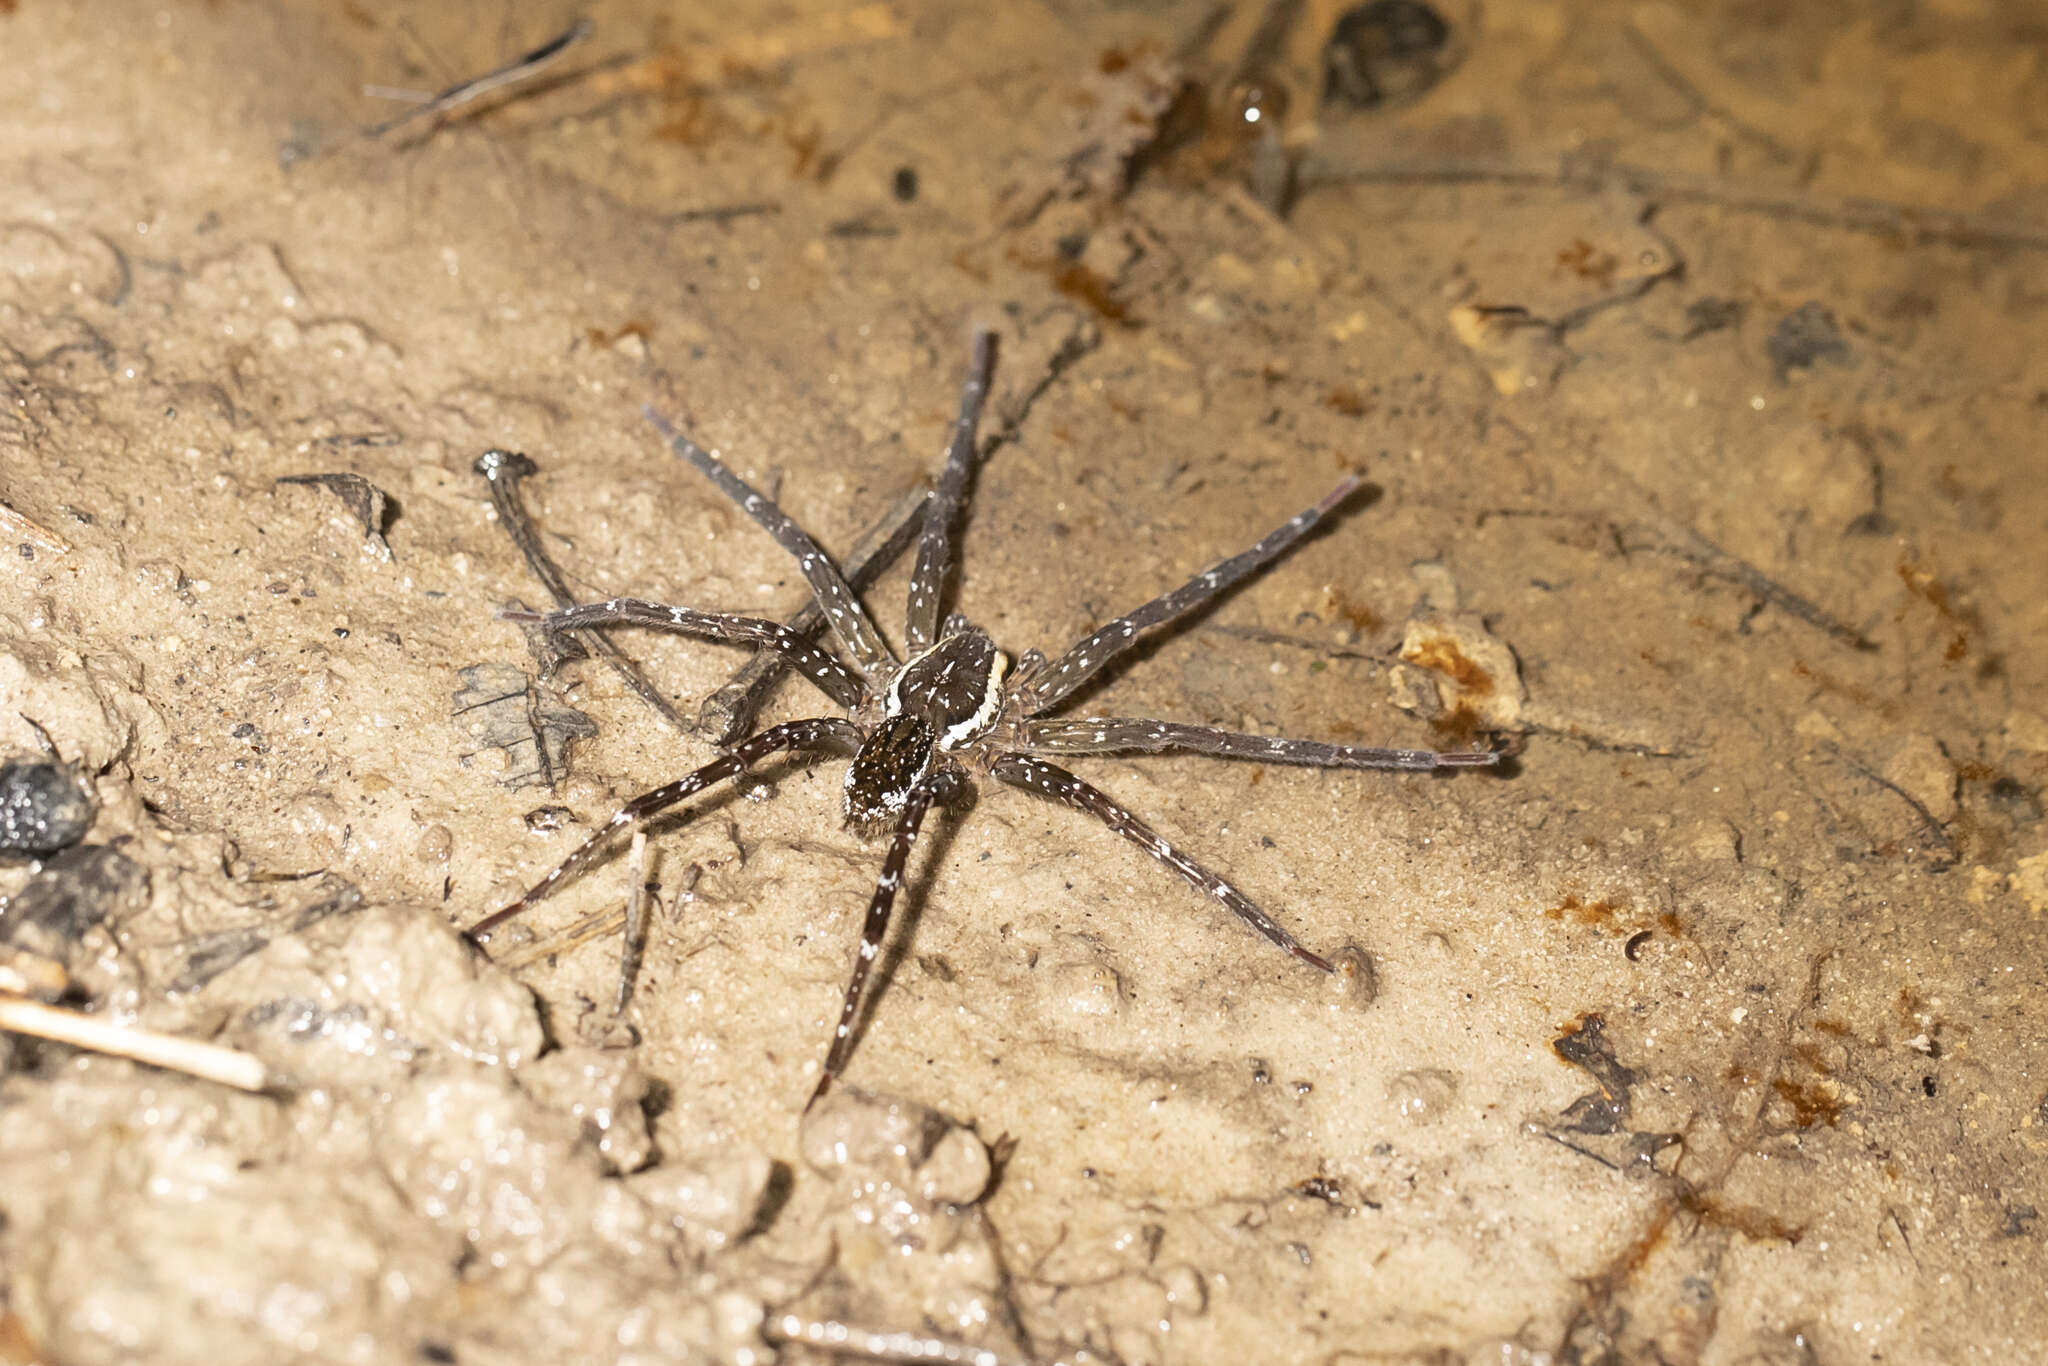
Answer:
xmin=1552 ymin=1013 xmax=1636 ymax=1135
xmin=1681 ymin=296 xmax=1747 ymax=341
xmin=1767 ymin=302 xmax=1852 ymax=382
xmin=1988 ymin=776 xmax=2042 ymax=827
xmin=1323 ymin=0 xmax=1452 ymax=109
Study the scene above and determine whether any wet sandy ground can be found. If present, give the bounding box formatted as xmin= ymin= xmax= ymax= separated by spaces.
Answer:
xmin=3 ymin=1 xmax=2047 ymax=1362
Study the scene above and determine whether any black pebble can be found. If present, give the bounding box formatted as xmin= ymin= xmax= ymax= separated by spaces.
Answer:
xmin=0 ymin=760 xmax=94 ymax=860
xmin=4 ymin=844 xmax=147 ymax=952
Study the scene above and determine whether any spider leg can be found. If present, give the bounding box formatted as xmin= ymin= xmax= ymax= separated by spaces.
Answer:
xmin=644 ymin=405 xmax=896 ymax=677
xmin=697 ymin=483 xmax=930 ymax=746
xmin=1020 ymin=717 xmax=1503 ymax=769
xmin=810 ymin=766 xmax=967 ymax=1107
xmin=1026 ymin=476 xmax=1363 ymax=714
xmin=475 ymin=450 xmax=690 ymax=732
xmin=990 ymin=754 xmax=1334 ymax=973
xmin=904 ymin=329 xmax=999 ymax=652
xmin=501 ymin=598 xmax=865 ymax=711
xmin=468 ymin=717 xmax=859 ymax=942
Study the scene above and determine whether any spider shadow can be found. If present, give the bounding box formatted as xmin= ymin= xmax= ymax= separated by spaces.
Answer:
xmin=1032 ymin=482 xmax=1386 ymax=715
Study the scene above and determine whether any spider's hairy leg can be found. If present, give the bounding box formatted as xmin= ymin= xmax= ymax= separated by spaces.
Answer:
xmin=1020 ymin=717 xmax=1505 ymax=769
xmin=468 ymin=718 xmax=860 ymax=942
xmin=990 ymin=754 xmax=1334 ymax=972
xmin=697 ymin=483 xmax=931 ymax=747
xmin=1027 ymin=475 xmax=1364 ymax=714
xmin=904 ymin=329 xmax=999 ymax=652
xmin=643 ymin=404 xmax=896 ymax=677
xmin=501 ymin=598 xmax=865 ymax=711
xmin=809 ymin=766 xmax=967 ymax=1108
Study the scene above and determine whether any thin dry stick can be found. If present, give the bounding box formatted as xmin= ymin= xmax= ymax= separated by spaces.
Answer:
xmin=367 ymin=18 xmax=593 ymax=140
xmin=765 ymin=1313 xmax=1025 ymax=1366
xmin=616 ymin=829 xmax=651 ymax=1014
xmin=0 ymin=497 xmax=72 ymax=554
xmin=0 ymin=994 xmax=271 ymax=1093
xmin=495 ymin=902 xmax=632 ymax=972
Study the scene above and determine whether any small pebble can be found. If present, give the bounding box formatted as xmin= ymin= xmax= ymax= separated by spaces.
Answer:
xmin=0 ymin=759 xmax=94 ymax=860
xmin=1388 ymin=1067 xmax=1458 ymax=1124
xmin=1324 ymin=943 xmax=1379 ymax=1010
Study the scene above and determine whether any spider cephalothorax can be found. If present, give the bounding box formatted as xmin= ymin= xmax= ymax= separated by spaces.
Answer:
xmin=470 ymin=329 xmax=1501 ymax=1104
xmin=843 ymin=624 xmax=1008 ymax=829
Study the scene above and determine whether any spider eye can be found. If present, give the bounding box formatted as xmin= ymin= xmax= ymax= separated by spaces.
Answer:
xmin=843 ymin=715 xmax=937 ymax=829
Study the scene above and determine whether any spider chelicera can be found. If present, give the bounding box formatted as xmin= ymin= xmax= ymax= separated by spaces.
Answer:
xmin=469 ymin=329 xmax=1502 ymax=1104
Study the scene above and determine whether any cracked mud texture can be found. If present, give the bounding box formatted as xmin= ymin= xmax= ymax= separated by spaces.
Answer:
xmin=3 ymin=1 xmax=2046 ymax=1363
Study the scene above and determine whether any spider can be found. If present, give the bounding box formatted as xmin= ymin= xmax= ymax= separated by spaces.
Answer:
xmin=469 ymin=329 xmax=1502 ymax=1104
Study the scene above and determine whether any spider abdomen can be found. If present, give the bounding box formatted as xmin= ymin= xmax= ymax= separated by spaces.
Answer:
xmin=843 ymin=713 xmax=939 ymax=829
xmin=845 ymin=628 xmax=1010 ymax=828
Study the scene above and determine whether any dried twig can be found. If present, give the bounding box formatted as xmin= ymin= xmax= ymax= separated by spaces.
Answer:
xmin=367 ymin=18 xmax=594 ymax=140
xmin=0 ymin=497 xmax=72 ymax=554
xmin=765 ymin=1313 xmax=1026 ymax=1366
xmin=0 ymin=994 xmax=271 ymax=1093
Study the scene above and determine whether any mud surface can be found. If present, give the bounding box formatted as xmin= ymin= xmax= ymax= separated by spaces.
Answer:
xmin=3 ymin=2 xmax=2047 ymax=1363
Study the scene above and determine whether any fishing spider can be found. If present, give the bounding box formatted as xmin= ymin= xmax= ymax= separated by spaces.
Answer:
xmin=470 ymin=329 xmax=1501 ymax=1103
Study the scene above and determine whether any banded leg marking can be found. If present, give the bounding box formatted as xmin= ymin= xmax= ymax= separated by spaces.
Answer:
xmin=991 ymin=754 xmax=1333 ymax=973
xmin=502 ymin=598 xmax=864 ymax=711
xmin=1028 ymin=476 xmax=1363 ymax=713
xmin=904 ymin=329 xmax=998 ymax=652
xmin=810 ymin=767 xmax=966 ymax=1105
xmin=469 ymin=718 xmax=859 ymax=942
xmin=644 ymin=404 xmax=896 ymax=676
xmin=1021 ymin=717 xmax=1502 ymax=769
